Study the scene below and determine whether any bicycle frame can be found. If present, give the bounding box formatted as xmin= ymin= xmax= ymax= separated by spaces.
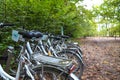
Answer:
xmin=0 ymin=55 xmax=34 ymax=80
xmin=33 ymin=38 xmax=58 ymax=57
xmin=0 ymin=42 xmax=35 ymax=80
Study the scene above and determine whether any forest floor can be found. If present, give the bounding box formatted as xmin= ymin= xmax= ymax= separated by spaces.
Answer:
xmin=78 ymin=37 xmax=120 ymax=80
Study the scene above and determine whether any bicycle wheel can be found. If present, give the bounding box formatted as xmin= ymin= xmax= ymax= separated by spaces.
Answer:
xmin=57 ymin=49 xmax=84 ymax=78
xmin=23 ymin=65 xmax=73 ymax=80
xmin=67 ymin=43 xmax=83 ymax=58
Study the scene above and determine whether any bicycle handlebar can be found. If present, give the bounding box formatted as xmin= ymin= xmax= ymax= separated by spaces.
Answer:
xmin=0 ymin=23 xmax=14 ymax=28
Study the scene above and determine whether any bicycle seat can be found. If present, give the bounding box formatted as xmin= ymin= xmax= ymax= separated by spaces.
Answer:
xmin=19 ymin=31 xmax=43 ymax=39
xmin=49 ymin=36 xmax=61 ymax=40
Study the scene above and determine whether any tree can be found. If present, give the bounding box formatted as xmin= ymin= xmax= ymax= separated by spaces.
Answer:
xmin=94 ymin=0 xmax=120 ymax=37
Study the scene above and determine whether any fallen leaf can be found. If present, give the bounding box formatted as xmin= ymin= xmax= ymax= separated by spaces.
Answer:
xmin=105 ymin=71 xmax=111 ymax=75
xmin=81 ymin=75 xmax=87 ymax=80
xmin=103 ymin=60 xmax=109 ymax=64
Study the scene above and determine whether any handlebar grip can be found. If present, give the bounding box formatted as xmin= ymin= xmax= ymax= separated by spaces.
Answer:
xmin=0 ymin=23 xmax=14 ymax=28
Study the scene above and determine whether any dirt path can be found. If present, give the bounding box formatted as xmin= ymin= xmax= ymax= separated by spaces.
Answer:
xmin=79 ymin=37 xmax=120 ymax=80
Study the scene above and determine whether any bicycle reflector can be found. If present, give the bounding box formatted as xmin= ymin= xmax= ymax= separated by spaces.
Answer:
xmin=69 ymin=65 xmax=76 ymax=74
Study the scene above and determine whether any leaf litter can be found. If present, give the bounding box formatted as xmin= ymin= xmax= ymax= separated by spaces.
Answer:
xmin=79 ymin=37 xmax=120 ymax=80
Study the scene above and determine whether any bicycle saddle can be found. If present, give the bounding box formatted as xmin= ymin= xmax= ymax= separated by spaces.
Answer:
xmin=19 ymin=31 xmax=43 ymax=39
xmin=49 ymin=36 xmax=61 ymax=40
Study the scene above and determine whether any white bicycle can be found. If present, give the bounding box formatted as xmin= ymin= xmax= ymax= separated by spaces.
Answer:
xmin=0 ymin=23 xmax=79 ymax=80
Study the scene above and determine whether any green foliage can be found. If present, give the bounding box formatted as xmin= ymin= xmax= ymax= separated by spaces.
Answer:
xmin=0 ymin=0 xmax=96 ymax=37
xmin=0 ymin=0 xmax=97 ymax=54
xmin=94 ymin=0 xmax=120 ymax=36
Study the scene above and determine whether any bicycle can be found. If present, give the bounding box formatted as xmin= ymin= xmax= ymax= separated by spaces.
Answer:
xmin=17 ymin=30 xmax=79 ymax=80
xmin=31 ymin=33 xmax=84 ymax=78
xmin=0 ymin=23 xmax=79 ymax=80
